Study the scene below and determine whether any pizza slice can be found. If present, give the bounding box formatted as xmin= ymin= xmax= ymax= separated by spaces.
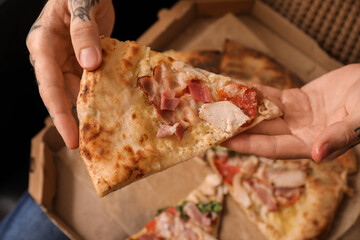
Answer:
xmin=220 ymin=39 xmax=304 ymax=89
xmin=77 ymin=37 xmax=282 ymax=197
xmin=206 ymin=147 xmax=355 ymax=240
xmin=127 ymin=174 xmax=226 ymax=240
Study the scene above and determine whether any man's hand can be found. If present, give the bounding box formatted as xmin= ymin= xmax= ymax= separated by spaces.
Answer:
xmin=26 ymin=0 xmax=115 ymax=149
xmin=223 ymin=64 xmax=360 ymax=162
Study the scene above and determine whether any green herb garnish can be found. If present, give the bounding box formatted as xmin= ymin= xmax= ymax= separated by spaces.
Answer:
xmin=211 ymin=146 xmax=241 ymax=156
xmin=196 ymin=201 xmax=222 ymax=214
xmin=156 ymin=201 xmax=222 ymax=221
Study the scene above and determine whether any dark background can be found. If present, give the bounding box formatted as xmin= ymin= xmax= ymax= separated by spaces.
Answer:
xmin=0 ymin=0 xmax=177 ymax=220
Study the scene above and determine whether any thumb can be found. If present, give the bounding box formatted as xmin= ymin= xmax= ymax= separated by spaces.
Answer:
xmin=69 ymin=0 xmax=102 ymax=71
xmin=312 ymin=118 xmax=360 ymax=162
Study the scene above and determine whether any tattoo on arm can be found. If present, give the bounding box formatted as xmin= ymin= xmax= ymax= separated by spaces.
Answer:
xmin=69 ymin=0 xmax=99 ymax=22
xmin=26 ymin=7 xmax=45 ymax=41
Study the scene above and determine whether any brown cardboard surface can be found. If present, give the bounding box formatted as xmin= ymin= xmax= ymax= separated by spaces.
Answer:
xmin=29 ymin=1 xmax=360 ymax=239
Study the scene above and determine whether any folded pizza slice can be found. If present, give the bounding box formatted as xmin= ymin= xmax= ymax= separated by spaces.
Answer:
xmin=206 ymin=147 xmax=353 ymax=240
xmin=77 ymin=37 xmax=282 ymax=197
xmin=127 ymin=174 xmax=226 ymax=240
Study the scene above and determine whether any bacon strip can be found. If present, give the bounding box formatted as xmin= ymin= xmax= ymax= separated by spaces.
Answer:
xmin=160 ymin=90 xmax=180 ymax=110
xmin=183 ymin=202 xmax=212 ymax=227
xmin=274 ymin=187 xmax=302 ymax=207
xmin=188 ymin=80 xmax=213 ymax=103
xmin=156 ymin=123 xmax=184 ymax=142
xmin=246 ymin=178 xmax=278 ymax=212
xmin=138 ymin=76 xmax=160 ymax=107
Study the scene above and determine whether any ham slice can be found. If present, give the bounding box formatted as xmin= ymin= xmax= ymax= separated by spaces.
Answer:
xmin=246 ymin=178 xmax=278 ymax=212
xmin=160 ymin=90 xmax=180 ymax=110
xmin=274 ymin=187 xmax=302 ymax=207
xmin=188 ymin=80 xmax=213 ymax=103
xmin=156 ymin=123 xmax=184 ymax=142
xmin=183 ymin=202 xmax=212 ymax=228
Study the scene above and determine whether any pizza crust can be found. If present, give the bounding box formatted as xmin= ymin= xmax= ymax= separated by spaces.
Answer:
xmin=220 ymin=39 xmax=304 ymax=89
xmin=163 ymin=49 xmax=222 ymax=74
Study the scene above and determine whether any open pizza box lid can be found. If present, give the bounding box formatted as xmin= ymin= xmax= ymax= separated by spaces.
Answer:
xmin=28 ymin=1 xmax=360 ymax=239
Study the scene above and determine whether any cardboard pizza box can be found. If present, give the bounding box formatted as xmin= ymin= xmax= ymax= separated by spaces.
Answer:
xmin=28 ymin=1 xmax=360 ymax=239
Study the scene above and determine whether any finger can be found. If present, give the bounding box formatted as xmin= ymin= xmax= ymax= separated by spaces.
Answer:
xmin=312 ymin=116 xmax=360 ymax=162
xmin=221 ymin=134 xmax=311 ymax=160
xmin=245 ymin=118 xmax=291 ymax=135
xmin=35 ymin=55 xmax=79 ymax=149
xmin=68 ymin=0 xmax=102 ymax=70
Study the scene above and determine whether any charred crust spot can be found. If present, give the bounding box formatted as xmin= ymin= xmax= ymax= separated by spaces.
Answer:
xmin=81 ymin=147 xmax=91 ymax=160
xmin=81 ymin=121 xmax=102 ymax=143
xmin=122 ymin=133 xmax=126 ymax=139
xmin=82 ymin=84 xmax=89 ymax=102
xmin=312 ymin=220 xmax=319 ymax=226
xmin=168 ymin=56 xmax=175 ymax=62
xmin=124 ymin=145 xmax=134 ymax=154
xmin=131 ymin=46 xmax=140 ymax=55
xmin=133 ymin=167 xmax=145 ymax=179
xmin=139 ymin=134 xmax=148 ymax=143
xmin=131 ymin=113 xmax=137 ymax=119
xmin=122 ymin=59 xmax=132 ymax=68
xmin=124 ymin=165 xmax=145 ymax=179
xmin=130 ymin=150 xmax=144 ymax=164
xmin=97 ymin=147 xmax=105 ymax=156
xmin=111 ymin=39 xmax=117 ymax=47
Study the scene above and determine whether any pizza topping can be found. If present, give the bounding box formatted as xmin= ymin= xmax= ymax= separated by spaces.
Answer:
xmin=139 ymin=62 xmax=261 ymax=141
xmin=210 ymin=148 xmax=309 ymax=212
xmin=145 ymin=219 xmax=157 ymax=234
xmin=138 ymin=76 xmax=161 ymax=107
xmin=233 ymin=174 xmax=252 ymax=208
xmin=274 ymin=187 xmax=302 ymax=207
xmin=160 ymin=89 xmax=180 ymax=110
xmin=267 ymin=169 xmax=307 ymax=188
xmin=199 ymin=101 xmax=250 ymax=134
xmin=183 ymin=228 xmax=199 ymax=240
xmin=139 ymin=233 xmax=162 ymax=240
xmin=245 ymin=178 xmax=278 ymax=212
xmin=154 ymin=210 xmax=178 ymax=238
xmin=213 ymin=157 xmax=241 ymax=185
xmin=217 ymin=83 xmax=258 ymax=120
xmin=187 ymin=80 xmax=213 ymax=103
xmin=156 ymin=123 xmax=184 ymax=142
xmin=143 ymin=199 xmax=221 ymax=240
xmin=183 ymin=202 xmax=212 ymax=228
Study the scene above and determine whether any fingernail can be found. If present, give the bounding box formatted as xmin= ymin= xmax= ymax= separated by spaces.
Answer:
xmin=80 ymin=47 xmax=99 ymax=69
xmin=315 ymin=143 xmax=332 ymax=162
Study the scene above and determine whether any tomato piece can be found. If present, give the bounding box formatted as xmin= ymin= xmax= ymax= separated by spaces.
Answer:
xmin=217 ymin=84 xmax=257 ymax=120
xmin=145 ymin=219 xmax=157 ymax=234
xmin=213 ymin=158 xmax=241 ymax=185
xmin=166 ymin=206 xmax=178 ymax=215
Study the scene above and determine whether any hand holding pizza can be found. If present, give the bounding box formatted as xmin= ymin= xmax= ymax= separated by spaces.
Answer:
xmin=26 ymin=0 xmax=115 ymax=149
xmin=223 ymin=64 xmax=360 ymax=162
